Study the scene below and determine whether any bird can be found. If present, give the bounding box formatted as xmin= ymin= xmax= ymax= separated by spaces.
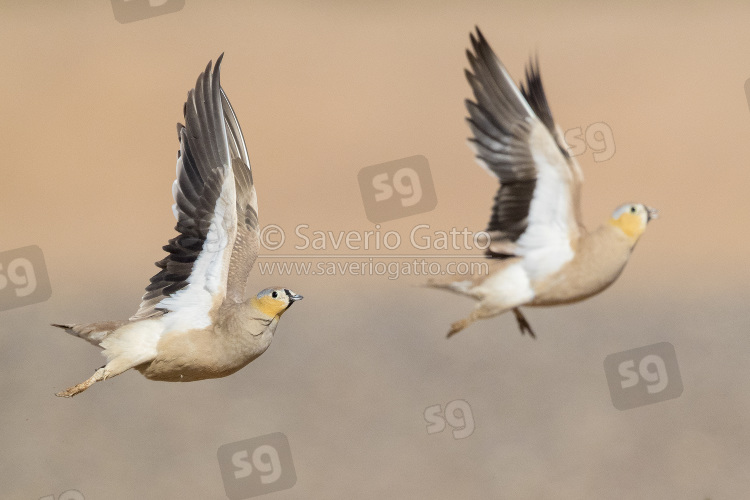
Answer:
xmin=53 ymin=55 xmax=302 ymax=397
xmin=427 ymin=28 xmax=657 ymax=339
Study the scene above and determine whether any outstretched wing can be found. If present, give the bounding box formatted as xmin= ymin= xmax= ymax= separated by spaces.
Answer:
xmin=465 ymin=28 xmax=584 ymax=278
xmin=131 ymin=54 xmax=255 ymax=323
xmin=520 ymin=58 xmax=585 ymax=228
xmin=221 ymin=88 xmax=260 ymax=303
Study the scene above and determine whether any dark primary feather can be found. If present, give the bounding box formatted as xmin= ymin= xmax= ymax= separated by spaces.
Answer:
xmin=519 ymin=57 xmax=568 ymax=157
xmin=131 ymin=55 xmax=232 ymax=320
xmin=465 ymin=28 xmax=556 ymax=257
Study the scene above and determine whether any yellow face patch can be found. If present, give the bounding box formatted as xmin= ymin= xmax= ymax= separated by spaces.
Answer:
xmin=251 ymin=296 xmax=288 ymax=318
xmin=609 ymin=212 xmax=645 ymax=241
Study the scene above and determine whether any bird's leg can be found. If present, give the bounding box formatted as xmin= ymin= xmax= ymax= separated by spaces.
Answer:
xmin=55 ymin=358 xmax=134 ymax=398
xmin=448 ymin=300 xmax=517 ymax=338
xmin=56 ymin=367 xmax=108 ymax=398
xmin=447 ymin=318 xmax=471 ymax=337
xmin=447 ymin=309 xmax=483 ymax=338
xmin=512 ymin=308 xmax=536 ymax=339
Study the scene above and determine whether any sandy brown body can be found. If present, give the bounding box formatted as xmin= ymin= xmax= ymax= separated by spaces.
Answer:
xmin=135 ymin=305 xmax=279 ymax=382
xmin=429 ymin=218 xmax=652 ymax=338
xmin=528 ymin=224 xmax=633 ymax=306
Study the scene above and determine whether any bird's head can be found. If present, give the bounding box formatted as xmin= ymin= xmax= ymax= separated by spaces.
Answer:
xmin=609 ymin=203 xmax=658 ymax=242
xmin=251 ymin=287 xmax=303 ymax=318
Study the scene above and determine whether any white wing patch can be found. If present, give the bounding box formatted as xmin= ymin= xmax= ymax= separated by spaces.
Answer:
xmin=157 ymin=169 xmax=237 ymax=329
xmin=514 ymin=122 xmax=577 ymax=281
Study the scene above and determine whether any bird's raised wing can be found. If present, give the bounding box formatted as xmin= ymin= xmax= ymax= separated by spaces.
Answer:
xmin=520 ymin=59 xmax=585 ymax=229
xmin=220 ymin=87 xmax=260 ymax=303
xmin=131 ymin=54 xmax=259 ymax=323
xmin=465 ymin=28 xmax=584 ymax=278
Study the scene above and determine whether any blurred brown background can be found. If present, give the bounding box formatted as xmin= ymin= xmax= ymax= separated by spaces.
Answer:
xmin=2 ymin=1 xmax=750 ymax=498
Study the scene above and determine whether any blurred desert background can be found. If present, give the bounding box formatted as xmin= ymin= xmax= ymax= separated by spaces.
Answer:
xmin=2 ymin=1 xmax=750 ymax=498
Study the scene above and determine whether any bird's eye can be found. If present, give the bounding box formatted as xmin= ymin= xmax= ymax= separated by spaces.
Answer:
xmin=630 ymin=206 xmax=636 ymax=213
xmin=271 ymin=291 xmax=278 ymax=298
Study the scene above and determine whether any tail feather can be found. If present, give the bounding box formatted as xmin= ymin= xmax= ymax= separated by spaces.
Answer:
xmin=423 ymin=277 xmax=476 ymax=296
xmin=52 ymin=320 xmax=128 ymax=347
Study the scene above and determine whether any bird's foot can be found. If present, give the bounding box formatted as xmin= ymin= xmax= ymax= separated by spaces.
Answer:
xmin=55 ymin=367 xmax=107 ymax=398
xmin=447 ymin=319 xmax=469 ymax=338
xmin=512 ymin=308 xmax=536 ymax=339
xmin=56 ymin=383 xmax=86 ymax=398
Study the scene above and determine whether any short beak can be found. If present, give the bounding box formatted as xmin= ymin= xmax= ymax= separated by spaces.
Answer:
xmin=284 ymin=289 xmax=303 ymax=304
xmin=646 ymin=206 xmax=659 ymax=222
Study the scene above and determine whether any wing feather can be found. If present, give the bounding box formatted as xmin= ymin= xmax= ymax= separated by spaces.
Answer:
xmin=465 ymin=28 xmax=584 ymax=276
xmin=220 ymin=88 xmax=260 ymax=303
xmin=131 ymin=55 xmax=238 ymax=322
